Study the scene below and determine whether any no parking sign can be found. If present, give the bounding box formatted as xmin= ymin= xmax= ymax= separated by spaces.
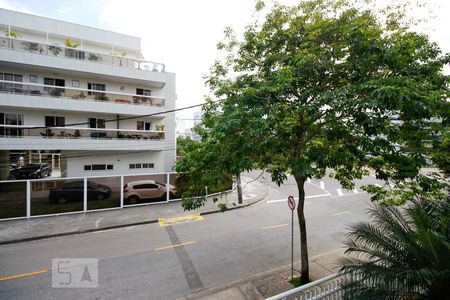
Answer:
xmin=287 ymin=195 xmax=295 ymax=210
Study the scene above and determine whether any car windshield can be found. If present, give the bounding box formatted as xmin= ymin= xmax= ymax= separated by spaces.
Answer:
xmin=21 ymin=165 xmax=40 ymax=170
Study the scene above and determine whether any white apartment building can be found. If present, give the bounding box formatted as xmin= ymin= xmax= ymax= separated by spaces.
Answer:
xmin=0 ymin=8 xmax=176 ymax=179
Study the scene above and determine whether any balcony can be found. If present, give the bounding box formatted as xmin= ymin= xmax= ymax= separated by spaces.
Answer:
xmin=0 ymin=36 xmax=165 ymax=72
xmin=0 ymin=80 xmax=165 ymax=110
xmin=0 ymin=125 xmax=167 ymax=151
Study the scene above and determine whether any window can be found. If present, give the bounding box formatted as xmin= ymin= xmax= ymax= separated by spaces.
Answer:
xmin=120 ymin=86 xmax=125 ymax=91
xmin=0 ymin=73 xmax=22 ymax=92
xmin=88 ymin=118 xmax=105 ymax=129
xmin=84 ymin=164 xmax=113 ymax=171
xmin=136 ymin=88 xmax=151 ymax=96
xmin=44 ymin=77 xmax=65 ymax=95
xmin=29 ymin=75 xmax=38 ymax=83
xmin=72 ymin=80 xmax=80 ymax=87
xmin=134 ymin=183 xmax=158 ymax=190
xmin=129 ymin=163 xmax=154 ymax=169
xmin=0 ymin=112 xmax=23 ymax=137
xmin=87 ymin=83 xmax=106 ymax=95
xmin=44 ymin=78 xmax=65 ymax=87
xmin=45 ymin=116 xmax=65 ymax=127
xmin=137 ymin=121 xmax=152 ymax=131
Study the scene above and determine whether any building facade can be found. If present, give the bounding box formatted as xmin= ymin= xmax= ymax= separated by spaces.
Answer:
xmin=0 ymin=8 xmax=176 ymax=179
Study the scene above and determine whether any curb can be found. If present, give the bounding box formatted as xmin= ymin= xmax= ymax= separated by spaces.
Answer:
xmin=0 ymin=188 xmax=269 ymax=246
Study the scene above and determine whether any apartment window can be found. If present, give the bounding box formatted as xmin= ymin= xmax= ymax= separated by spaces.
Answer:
xmin=84 ymin=164 xmax=113 ymax=171
xmin=87 ymin=83 xmax=106 ymax=95
xmin=44 ymin=77 xmax=65 ymax=88
xmin=120 ymin=86 xmax=125 ymax=91
xmin=29 ymin=75 xmax=38 ymax=83
xmin=45 ymin=116 xmax=65 ymax=127
xmin=136 ymin=88 xmax=151 ymax=96
xmin=88 ymin=118 xmax=105 ymax=129
xmin=44 ymin=77 xmax=65 ymax=95
xmin=0 ymin=73 xmax=23 ymax=92
xmin=137 ymin=121 xmax=152 ymax=131
xmin=72 ymin=80 xmax=80 ymax=87
xmin=0 ymin=112 xmax=23 ymax=137
xmin=129 ymin=163 xmax=154 ymax=169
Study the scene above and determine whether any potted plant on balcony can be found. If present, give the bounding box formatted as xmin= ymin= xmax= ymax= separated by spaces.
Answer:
xmin=94 ymin=93 xmax=109 ymax=101
xmin=88 ymin=53 xmax=101 ymax=61
xmin=49 ymin=45 xmax=62 ymax=56
xmin=156 ymin=124 xmax=165 ymax=139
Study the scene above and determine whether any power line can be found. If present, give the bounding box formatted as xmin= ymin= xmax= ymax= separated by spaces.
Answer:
xmin=15 ymin=100 xmax=221 ymax=130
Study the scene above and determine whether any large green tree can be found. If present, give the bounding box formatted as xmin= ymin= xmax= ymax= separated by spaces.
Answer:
xmin=177 ymin=0 xmax=449 ymax=281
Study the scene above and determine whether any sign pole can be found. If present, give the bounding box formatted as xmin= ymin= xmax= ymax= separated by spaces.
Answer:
xmin=291 ymin=205 xmax=293 ymax=280
xmin=287 ymin=195 xmax=295 ymax=281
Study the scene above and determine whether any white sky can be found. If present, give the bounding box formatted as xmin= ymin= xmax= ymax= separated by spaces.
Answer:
xmin=1 ymin=0 xmax=449 ymax=133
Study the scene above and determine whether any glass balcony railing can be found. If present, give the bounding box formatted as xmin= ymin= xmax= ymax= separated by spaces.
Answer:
xmin=0 ymin=80 xmax=165 ymax=107
xmin=0 ymin=125 xmax=165 ymax=141
xmin=0 ymin=36 xmax=165 ymax=72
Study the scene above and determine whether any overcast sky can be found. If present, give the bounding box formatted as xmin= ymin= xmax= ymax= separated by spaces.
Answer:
xmin=1 ymin=0 xmax=449 ymax=133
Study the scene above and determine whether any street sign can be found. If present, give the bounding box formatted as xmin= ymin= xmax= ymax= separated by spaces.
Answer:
xmin=288 ymin=195 xmax=295 ymax=210
xmin=287 ymin=195 xmax=295 ymax=280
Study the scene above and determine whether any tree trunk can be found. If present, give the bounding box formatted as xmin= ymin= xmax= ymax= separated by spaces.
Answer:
xmin=294 ymin=174 xmax=309 ymax=282
xmin=236 ymin=173 xmax=243 ymax=204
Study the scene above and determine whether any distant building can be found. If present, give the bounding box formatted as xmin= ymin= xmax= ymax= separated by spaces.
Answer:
xmin=0 ymin=9 xmax=176 ymax=179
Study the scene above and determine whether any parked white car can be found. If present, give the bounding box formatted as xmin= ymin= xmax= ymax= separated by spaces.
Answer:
xmin=124 ymin=180 xmax=178 ymax=204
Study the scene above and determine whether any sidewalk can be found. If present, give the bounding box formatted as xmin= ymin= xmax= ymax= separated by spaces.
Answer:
xmin=0 ymin=175 xmax=268 ymax=245
xmin=178 ymin=248 xmax=344 ymax=300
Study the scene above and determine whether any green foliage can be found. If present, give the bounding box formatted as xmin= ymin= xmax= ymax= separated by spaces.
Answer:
xmin=339 ymin=197 xmax=450 ymax=299
xmin=176 ymin=136 xmax=233 ymax=211
xmin=362 ymin=173 xmax=449 ymax=206
xmin=289 ymin=276 xmax=309 ymax=287
xmin=432 ymin=132 xmax=450 ymax=177
xmin=94 ymin=93 xmax=109 ymax=101
xmin=202 ymin=0 xmax=449 ymax=191
xmin=178 ymin=0 xmax=449 ymax=280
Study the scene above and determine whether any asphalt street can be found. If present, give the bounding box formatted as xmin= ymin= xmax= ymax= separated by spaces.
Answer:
xmin=0 ymin=173 xmax=384 ymax=299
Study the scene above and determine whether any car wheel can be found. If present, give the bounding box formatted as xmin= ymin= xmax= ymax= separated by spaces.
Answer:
xmin=48 ymin=172 xmax=52 ymax=177
xmin=96 ymin=193 xmax=105 ymax=201
xmin=127 ymin=195 xmax=139 ymax=205
xmin=37 ymin=173 xmax=42 ymax=179
xmin=57 ymin=197 xmax=67 ymax=204
xmin=161 ymin=192 xmax=168 ymax=201
xmin=169 ymin=192 xmax=176 ymax=200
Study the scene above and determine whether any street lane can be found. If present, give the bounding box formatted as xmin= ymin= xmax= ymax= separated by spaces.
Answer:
xmin=0 ymin=175 xmax=377 ymax=299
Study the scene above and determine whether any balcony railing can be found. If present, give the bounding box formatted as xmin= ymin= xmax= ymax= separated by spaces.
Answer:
xmin=266 ymin=273 xmax=345 ymax=300
xmin=0 ymin=80 xmax=165 ymax=107
xmin=0 ymin=125 xmax=165 ymax=141
xmin=0 ymin=36 xmax=165 ymax=72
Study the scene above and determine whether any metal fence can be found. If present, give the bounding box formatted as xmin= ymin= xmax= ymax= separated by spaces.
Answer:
xmin=0 ymin=172 xmax=225 ymax=221
xmin=266 ymin=273 xmax=345 ymax=300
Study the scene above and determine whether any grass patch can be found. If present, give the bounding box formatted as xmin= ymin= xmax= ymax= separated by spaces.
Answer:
xmin=289 ymin=276 xmax=309 ymax=287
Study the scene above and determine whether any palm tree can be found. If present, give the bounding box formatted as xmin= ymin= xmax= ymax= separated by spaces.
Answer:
xmin=339 ymin=197 xmax=450 ymax=299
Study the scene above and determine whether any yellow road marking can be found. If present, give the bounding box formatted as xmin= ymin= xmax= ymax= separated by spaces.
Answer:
xmin=331 ymin=211 xmax=351 ymax=216
xmin=262 ymin=223 xmax=289 ymax=230
xmin=154 ymin=241 xmax=197 ymax=251
xmin=158 ymin=213 xmax=204 ymax=227
xmin=0 ymin=269 xmax=48 ymax=282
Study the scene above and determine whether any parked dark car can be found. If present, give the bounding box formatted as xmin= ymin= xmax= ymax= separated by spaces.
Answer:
xmin=49 ymin=181 xmax=112 ymax=204
xmin=10 ymin=163 xmax=52 ymax=179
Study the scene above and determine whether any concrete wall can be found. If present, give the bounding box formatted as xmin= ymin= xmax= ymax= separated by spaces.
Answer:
xmin=66 ymin=150 xmax=164 ymax=177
